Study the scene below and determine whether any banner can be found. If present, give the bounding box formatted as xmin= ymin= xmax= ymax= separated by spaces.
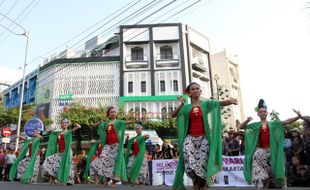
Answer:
xmin=151 ymin=156 xmax=252 ymax=187
xmin=213 ymin=156 xmax=252 ymax=187
xmin=152 ymin=159 xmax=192 ymax=186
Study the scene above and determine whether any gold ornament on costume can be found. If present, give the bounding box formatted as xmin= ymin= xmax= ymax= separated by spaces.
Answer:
xmin=261 ymin=124 xmax=267 ymax=132
xmin=193 ymin=106 xmax=199 ymax=116
xmin=107 ymin=125 xmax=112 ymax=131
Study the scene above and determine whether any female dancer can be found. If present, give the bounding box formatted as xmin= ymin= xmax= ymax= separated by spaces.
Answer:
xmin=172 ymin=82 xmax=237 ymax=190
xmin=9 ymin=130 xmax=43 ymax=183
xmin=42 ymin=118 xmax=81 ymax=185
xmin=125 ymin=124 xmax=150 ymax=185
xmin=91 ymin=106 xmax=138 ymax=187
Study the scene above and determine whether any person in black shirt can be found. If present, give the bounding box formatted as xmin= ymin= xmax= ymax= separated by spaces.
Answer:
xmin=151 ymin=144 xmax=162 ymax=160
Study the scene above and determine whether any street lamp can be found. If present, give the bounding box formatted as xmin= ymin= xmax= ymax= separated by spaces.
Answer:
xmin=0 ymin=13 xmax=29 ymax=151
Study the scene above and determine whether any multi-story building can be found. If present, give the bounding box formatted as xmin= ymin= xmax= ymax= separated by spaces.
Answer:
xmin=36 ymin=57 xmax=120 ymax=124
xmin=2 ymin=69 xmax=38 ymax=108
xmin=2 ymin=23 xmax=214 ymax=126
xmin=119 ymin=23 xmax=212 ymax=119
xmin=210 ymin=49 xmax=245 ymax=131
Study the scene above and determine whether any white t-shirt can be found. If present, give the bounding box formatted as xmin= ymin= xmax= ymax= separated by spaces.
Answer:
xmin=5 ymin=153 xmax=16 ymax=164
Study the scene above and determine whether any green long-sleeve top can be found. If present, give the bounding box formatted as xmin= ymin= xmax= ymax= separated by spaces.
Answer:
xmin=173 ymin=100 xmax=222 ymax=190
xmin=243 ymin=121 xmax=285 ymax=186
xmin=125 ymin=134 xmax=146 ymax=183
xmin=98 ymin=120 xmax=128 ymax=181
xmin=9 ymin=137 xmax=41 ymax=183
xmin=45 ymin=130 xmax=73 ymax=184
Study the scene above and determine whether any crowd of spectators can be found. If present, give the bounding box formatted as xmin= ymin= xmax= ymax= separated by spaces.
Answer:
xmin=222 ymin=116 xmax=310 ymax=187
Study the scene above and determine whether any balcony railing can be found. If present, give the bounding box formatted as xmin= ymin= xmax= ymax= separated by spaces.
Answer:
xmin=156 ymin=52 xmax=179 ymax=67
xmin=125 ymin=55 xmax=148 ymax=68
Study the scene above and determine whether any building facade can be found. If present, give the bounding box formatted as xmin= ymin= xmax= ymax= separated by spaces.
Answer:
xmin=2 ymin=23 xmax=214 ymax=127
xmin=119 ymin=23 xmax=213 ymax=120
xmin=210 ymin=49 xmax=245 ymax=131
xmin=2 ymin=69 xmax=38 ymax=107
xmin=36 ymin=57 xmax=120 ymax=126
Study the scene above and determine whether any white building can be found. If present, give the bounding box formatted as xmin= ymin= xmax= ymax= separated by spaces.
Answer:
xmin=2 ymin=23 xmax=216 ymax=128
xmin=119 ymin=23 xmax=213 ymax=120
xmin=211 ymin=49 xmax=245 ymax=131
xmin=36 ymin=57 xmax=120 ymax=126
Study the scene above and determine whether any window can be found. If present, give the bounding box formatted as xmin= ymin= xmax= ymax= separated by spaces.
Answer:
xmin=160 ymin=46 xmax=173 ymax=60
xmin=173 ymin=80 xmax=178 ymax=91
xmin=160 ymin=81 xmax=165 ymax=92
xmin=131 ymin=47 xmax=144 ymax=61
xmin=141 ymin=81 xmax=146 ymax=92
xmin=128 ymin=81 xmax=133 ymax=93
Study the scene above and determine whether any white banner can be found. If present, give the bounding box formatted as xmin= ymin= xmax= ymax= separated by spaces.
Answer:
xmin=213 ymin=156 xmax=253 ymax=187
xmin=151 ymin=156 xmax=253 ymax=187
xmin=152 ymin=159 xmax=192 ymax=186
xmin=2 ymin=137 xmax=10 ymax=143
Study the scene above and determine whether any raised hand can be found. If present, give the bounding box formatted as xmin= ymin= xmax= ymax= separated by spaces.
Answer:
xmin=229 ymin=98 xmax=238 ymax=105
xmin=177 ymin=96 xmax=186 ymax=105
xmin=292 ymin=109 xmax=301 ymax=118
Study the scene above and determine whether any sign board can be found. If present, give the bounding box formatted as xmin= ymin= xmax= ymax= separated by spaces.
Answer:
xmin=59 ymin=93 xmax=73 ymax=100
xmin=2 ymin=127 xmax=12 ymax=137
xmin=151 ymin=156 xmax=253 ymax=187
xmin=24 ymin=118 xmax=44 ymax=137
xmin=2 ymin=137 xmax=10 ymax=143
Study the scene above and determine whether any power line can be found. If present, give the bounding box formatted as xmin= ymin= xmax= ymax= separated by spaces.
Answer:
xmin=34 ymin=0 xmax=207 ymax=91
xmin=0 ymin=0 xmax=21 ymax=23
xmin=170 ymin=0 xmax=212 ymax=22
xmin=32 ymin=0 xmax=166 ymax=86
xmin=0 ymin=11 xmax=26 ymax=35
xmin=26 ymin=0 xmax=141 ymax=67
xmin=34 ymin=0 xmax=176 ymax=87
xmin=0 ymin=0 xmax=37 ymax=40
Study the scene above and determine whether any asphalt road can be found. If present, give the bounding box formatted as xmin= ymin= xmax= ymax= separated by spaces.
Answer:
xmin=0 ymin=182 xmax=309 ymax=190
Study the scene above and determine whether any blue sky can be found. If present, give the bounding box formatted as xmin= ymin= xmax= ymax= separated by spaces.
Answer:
xmin=0 ymin=0 xmax=310 ymax=120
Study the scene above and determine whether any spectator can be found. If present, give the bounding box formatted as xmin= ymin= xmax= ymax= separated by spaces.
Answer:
xmin=290 ymin=128 xmax=304 ymax=164
xmin=284 ymin=128 xmax=292 ymax=167
xmin=0 ymin=148 xmax=5 ymax=181
xmin=40 ymin=148 xmax=46 ymax=165
xmin=4 ymin=148 xmax=16 ymax=181
xmin=287 ymin=155 xmax=310 ymax=187
xmin=76 ymin=150 xmax=87 ymax=184
xmin=224 ymin=129 xmax=240 ymax=156
xmin=161 ymin=141 xmax=173 ymax=159
xmin=235 ymin=131 xmax=245 ymax=155
xmin=151 ymin=144 xmax=162 ymax=160
xmin=301 ymin=116 xmax=310 ymax=166
xmin=171 ymin=143 xmax=179 ymax=159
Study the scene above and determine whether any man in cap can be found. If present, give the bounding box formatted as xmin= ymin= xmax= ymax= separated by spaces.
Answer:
xmin=240 ymin=99 xmax=302 ymax=189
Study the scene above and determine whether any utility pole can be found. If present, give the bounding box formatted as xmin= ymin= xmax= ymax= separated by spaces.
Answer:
xmin=0 ymin=13 xmax=29 ymax=151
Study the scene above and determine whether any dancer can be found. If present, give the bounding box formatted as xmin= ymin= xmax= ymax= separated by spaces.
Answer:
xmin=9 ymin=130 xmax=43 ymax=183
xmin=42 ymin=118 xmax=81 ymax=185
xmin=240 ymin=99 xmax=301 ymax=188
xmin=92 ymin=106 xmax=138 ymax=187
xmin=85 ymin=140 xmax=103 ymax=183
xmin=125 ymin=124 xmax=150 ymax=185
xmin=172 ymin=82 xmax=237 ymax=190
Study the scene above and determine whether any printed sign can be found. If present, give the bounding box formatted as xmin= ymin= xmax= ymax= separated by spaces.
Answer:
xmin=2 ymin=127 xmax=12 ymax=137
xmin=213 ymin=156 xmax=253 ymax=187
xmin=24 ymin=118 xmax=44 ymax=137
